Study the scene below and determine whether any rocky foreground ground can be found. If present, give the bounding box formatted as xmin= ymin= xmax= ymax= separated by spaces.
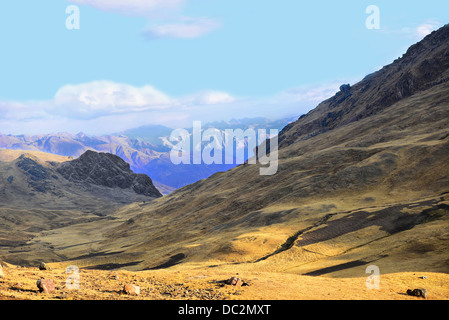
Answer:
xmin=1 ymin=262 xmax=448 ymax=300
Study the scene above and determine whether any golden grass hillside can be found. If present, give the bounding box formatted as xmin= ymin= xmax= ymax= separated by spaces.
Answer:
xmin=0 ymin=149 xmax=70 ymax=163
xmin=1 ymin=261 xmax=448 ymax=300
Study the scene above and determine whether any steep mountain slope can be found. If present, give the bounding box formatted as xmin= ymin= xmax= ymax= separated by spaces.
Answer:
xmin=0 ymin=150 xmax=161 ymax=265
xmin=47 ymin=25 xmax=449 ymax=275
xmin=278 ymin=24 xmax=449 ymax=148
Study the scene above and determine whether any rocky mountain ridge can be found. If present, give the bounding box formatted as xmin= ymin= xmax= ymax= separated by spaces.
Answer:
xmin=0 ymin=150 xmax=161 ymax=265
xmin=56 ymin=150 xmax=162 ymax=198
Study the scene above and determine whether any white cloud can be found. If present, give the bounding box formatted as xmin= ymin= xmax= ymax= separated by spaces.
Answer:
xmin=280 ymin=82 xmax=342 ymax=105
xmin=68 ymin=0 xmax=185 ymax=17
xmin=143 ymin=17 xmax=220 ymax=39
xmin=415 ymin=20 xmax=442 ymax=39
xmin=197 ymin=91 xmax=235 ymax=105
xmin=0 ymin=100 xmax=52 ymax=121
xmin=68 ymin=0 xmax=220 ymax=40
xmin=0 ymin=80 xmax=353 ymax=135
xmin=0 ymin=81 xmax=239 ymax=130
xmin=181 ymin=91 xmax=236 ymax=106
xmin=380 ymin=20 xmax=443 ymax=41
xmin=53 ymin=81 xmax=172 ymax=119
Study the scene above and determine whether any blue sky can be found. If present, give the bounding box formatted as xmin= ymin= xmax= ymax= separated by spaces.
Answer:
xmin=0 ymin=0 xmax=448 ymax=135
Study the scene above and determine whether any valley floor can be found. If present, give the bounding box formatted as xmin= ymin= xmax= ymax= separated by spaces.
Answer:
xmin=1 ymin=262 xmax=448 ymax=300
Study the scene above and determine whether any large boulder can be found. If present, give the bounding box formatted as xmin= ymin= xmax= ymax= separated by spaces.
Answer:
xmin=123 ymin=284 xmax=140 ymax=296
xmin=37 ymin=279 xmax=55 ymax=294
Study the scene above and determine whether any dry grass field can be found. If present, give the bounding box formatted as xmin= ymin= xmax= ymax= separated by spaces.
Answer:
xmin=1 ymin=260 xmax=449 ymax=300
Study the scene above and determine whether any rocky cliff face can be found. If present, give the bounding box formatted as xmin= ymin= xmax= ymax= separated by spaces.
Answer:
xmin=16 ymin=154 xmax=54 ymax=193
xmin=56 ymin=150 xmax=162 ymax=198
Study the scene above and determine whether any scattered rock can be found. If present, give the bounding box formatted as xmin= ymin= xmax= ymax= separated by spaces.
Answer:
xmin=109 ymin=273 xmax=119 ymax=280
xmin=226 ymin=277 xmax=243 ymax=287
xmin=37 ymin=279 xmax=55 ymax=294
xmin=0 ymin=264 xmax=4 ymax=278
xmin=407 ymin=288 xmax=428 ymax=299
xmin=339 ymin=84 xmax=351 ymax=94
xmin=225 ymin=277 xmax=250 ymax=287
xmin=38 ymin=262 xmax=49 ymax=270
xmin=123 ymin=284 xmax=140 ymax=296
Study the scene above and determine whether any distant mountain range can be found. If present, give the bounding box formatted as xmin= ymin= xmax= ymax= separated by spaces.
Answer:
xmin=0 ymin=117 xmax=293 ymax=192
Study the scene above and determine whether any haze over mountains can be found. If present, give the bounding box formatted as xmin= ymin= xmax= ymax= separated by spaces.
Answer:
xmin=0 ymin=117 xmax=291 ymax=192
xmin=0 ymin=24 xmax=449 ymax=284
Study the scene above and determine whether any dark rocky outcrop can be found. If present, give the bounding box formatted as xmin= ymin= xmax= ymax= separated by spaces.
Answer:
xmin=57 ymin=150 xmax=162 ymax=198
xmin=17 ymin=155 xmax=53 ymax=193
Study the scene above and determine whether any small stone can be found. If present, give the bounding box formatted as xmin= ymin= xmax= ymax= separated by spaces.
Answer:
xmin=109 ymin=273 xmax=120 ymax=280
xmin=0 ymin=264 xmax=4 ymax=278
xmin=38 ymin=262 xmax=49 ymax=270
xmin=123 ymin=284 xmax=140 ymax=296
xmin=37 ymin=279 xmax=55 ymax=294
xmin=226 ymin=277 xmax=243 ymax=287
xmin=418 ymin=288 xmax=428 ymax=299
xmin=407 ymin=288 xmax=427 ymax=299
